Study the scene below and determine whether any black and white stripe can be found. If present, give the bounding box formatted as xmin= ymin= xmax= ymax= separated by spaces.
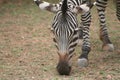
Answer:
xmin=52 ymin=10 xmax=79 ymax=59
xmin=34 ymin=0 xmax=119 ymax=75
xmin=116 ymin=0 xmax=120 ymax=21
xmin=94 ymin=0 xmax=114 ymax=51
xmin=34 ymin=0 xmax=91 ymax=59
xmin=34 ymin=0 xmax=92 ymax=75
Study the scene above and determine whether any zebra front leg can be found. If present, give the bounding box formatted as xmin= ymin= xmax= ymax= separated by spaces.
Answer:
xmin=96 ymin=0 xmax=114 ymax=51
xmin=77 ymin=23 xmax=83 ymax=46
xmin=78 ymin=23 xmax=83 ymax=39
xmin=78 ymin=11 xmax=91 ymax=67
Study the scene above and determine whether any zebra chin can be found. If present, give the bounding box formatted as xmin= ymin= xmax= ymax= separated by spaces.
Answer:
xmin=56 ymin=54 xmax=71 ymax=75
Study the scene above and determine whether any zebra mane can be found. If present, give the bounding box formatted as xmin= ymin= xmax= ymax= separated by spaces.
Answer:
xmin=61 ymin=0 xmax=68 ymax=17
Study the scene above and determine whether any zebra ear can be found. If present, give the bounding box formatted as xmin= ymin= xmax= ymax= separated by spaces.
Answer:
xmin=79 ymin=4 xmax=90 ymax=12
xmin=71 ymin=4 xmax=90 ymax=14
xmin=70 ymin=6 xmax=82 ymax=14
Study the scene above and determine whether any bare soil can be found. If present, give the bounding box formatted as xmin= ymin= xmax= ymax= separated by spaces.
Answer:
xmin=0 ymin=1 xmax=120 ymax=80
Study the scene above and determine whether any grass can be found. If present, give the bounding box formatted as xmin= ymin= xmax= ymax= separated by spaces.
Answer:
xmin=0 ymin=1 xmax=120 ymax=80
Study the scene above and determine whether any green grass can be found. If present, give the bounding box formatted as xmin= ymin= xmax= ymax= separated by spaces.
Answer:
xmin=0 ymin=1 xmax=120 ymax=80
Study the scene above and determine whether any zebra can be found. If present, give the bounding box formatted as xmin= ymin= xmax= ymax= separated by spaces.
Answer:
xmin=34 ymin=0 xmax=119 ymax=75
xmin=34 ymin=0 xmax=92 ymax=75
xmin=116 ymin=0 xmax=120 ymax=20
xmin=93 ymin=0 xmax=120 ymax=52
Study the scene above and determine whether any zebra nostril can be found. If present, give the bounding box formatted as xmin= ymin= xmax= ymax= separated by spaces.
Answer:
xmin=56 ymin=61 xmax=71 ymax=75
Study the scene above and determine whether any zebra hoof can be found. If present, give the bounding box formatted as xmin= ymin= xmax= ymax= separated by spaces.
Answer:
xmin=102 ymin=44 xmax=114 ymax=52
xmin=78 ymin=58 xmax=88 ymax=68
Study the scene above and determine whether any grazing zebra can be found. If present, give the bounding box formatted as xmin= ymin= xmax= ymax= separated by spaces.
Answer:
xmin=34 ymin=0 xmax=119 ymax=75
xmin=34 ymin=0 xmax=92 ymax=75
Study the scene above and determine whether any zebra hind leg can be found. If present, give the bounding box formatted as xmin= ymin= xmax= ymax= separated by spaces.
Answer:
xmin=100 ymin=28 xmax=114 ymax=51
xmin=96 ymin=0 xmax=114 ymax=52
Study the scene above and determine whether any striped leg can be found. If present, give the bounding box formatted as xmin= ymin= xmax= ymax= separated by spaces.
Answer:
xmin=78 ymin=23 xmax=83 ymax=39
xmin=77 ymin=23 xmax=83 ymax=46
xmin=78 ymin=11 xmax=91 ymax=67
xmin=116 ymin=0 xmax=120 ymax=21
xmin=96 ymin=0 xmax=114 ymax=51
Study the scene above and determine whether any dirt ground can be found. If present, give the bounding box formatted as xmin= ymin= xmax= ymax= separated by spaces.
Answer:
xmin=0 ymin=1 xmax=120 ymax=80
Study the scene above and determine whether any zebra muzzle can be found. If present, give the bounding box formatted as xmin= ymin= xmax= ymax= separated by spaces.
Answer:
xmin=57 ymin=53 xmax=71 ymax=75
xmin=57 ymin=61 xmax=71 ymax=75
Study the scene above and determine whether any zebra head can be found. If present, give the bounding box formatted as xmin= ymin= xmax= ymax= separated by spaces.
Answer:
xmin=34 ymin=0 xmax=92 ymax=75
xmin=51 ymin=0 xmax=79 ymax=75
